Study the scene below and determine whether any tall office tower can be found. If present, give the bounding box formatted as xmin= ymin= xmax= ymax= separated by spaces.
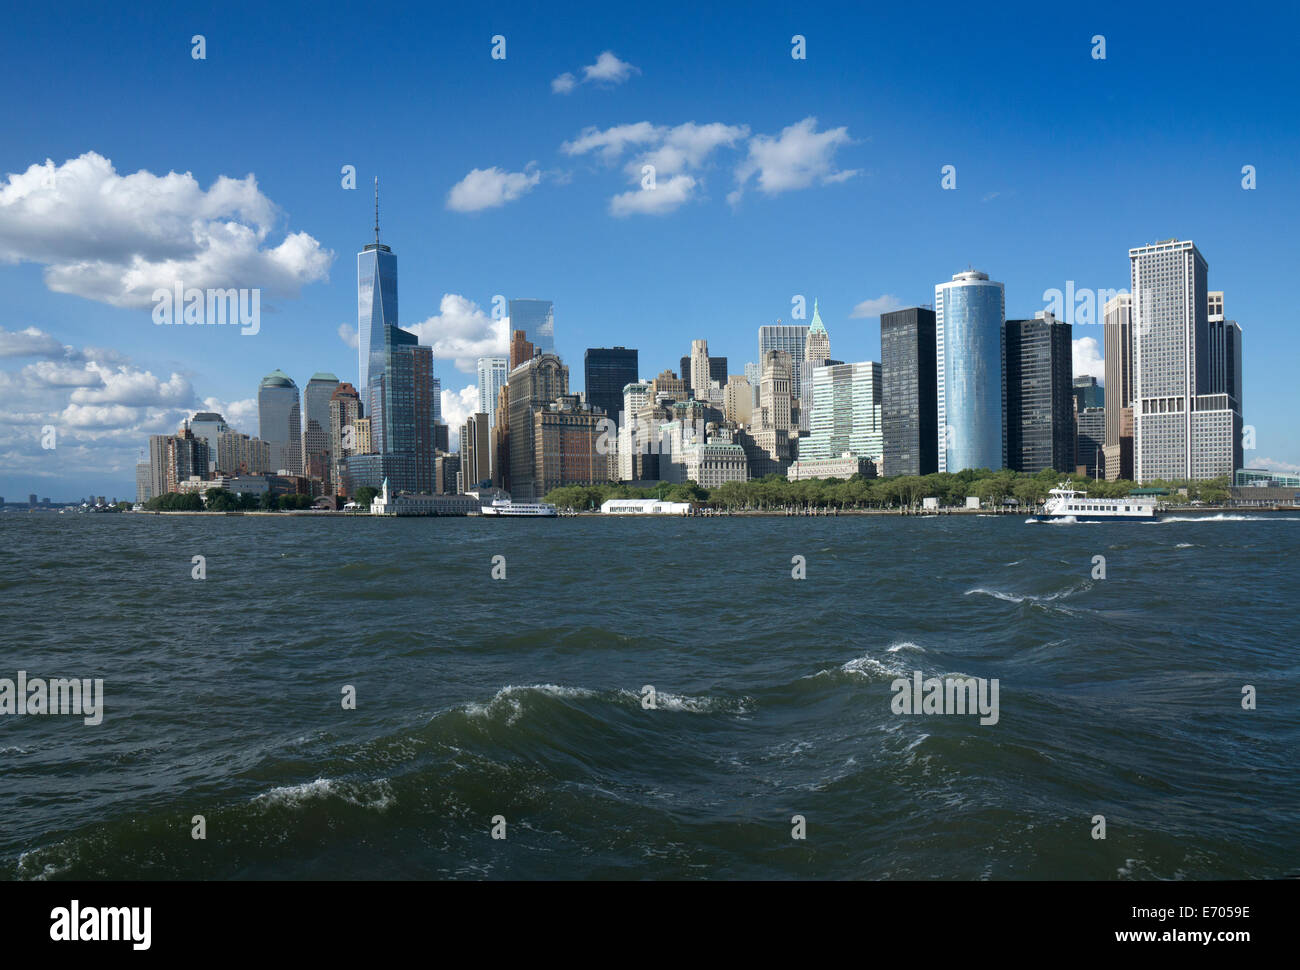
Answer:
xmin=188 ymin=412 xmax=228 ymax=474
xmin=353 ymin=416 xmax=372 ymax=455
xmin=411 ymin=344 xmax=437 ymax=494
xmin=357 ymin=178 xmax=397 ymax=399
xmin=679 ymin=356 xmax=692 ymax=386
xmin=460 ymin=413 xmax=492 ymax=490
xmin=507 ymin=353 xmax=568 ymax=500
xmin=1208 ymin=291 xmax=1224 ymax=320
xmin=509 ymin=299 xmax=554 ymax=355
xmin=493 ymin=382 xmax=510 ymax=489
xmin=724 ymin=375 xmax=753 ymax=425
xmin=1004 ymin=314 xmax=1074 ymax=474
xmin=618 ymin=381 xmax=653 ymax=481
xmin=1072 ymin=376 xmax=1103 ymax=412
xmin=803 ymin=361 xmax=883 ymax=461
xmin=1130 ymin=238 xmax=1240 ymax=481
xmin=709 ymin=357 xmax=728 ymax=386
xmin=258 ymin=369 xmax=302 ymax=475
xmin=1103 ymin=294 xmax=1135 ymax=480
xmin=935 ymin=270 xmax=1006 ymax=473
xmin=758 ymin=323 xmax=811 ymax=430
xmin=689 ymin=339 xmax=711 ymax=399
xmin=802 ymin=300 xmax=832 ymax=425
xmin=584 ymin=346 xmax=639 ymax=426
xmin=477 ymin=356 xmax=508 ymax=428
xmin=1076 ymin=407 xmax=1106 ymax=477
xmin=329 ymin=383 xmax=362 ymax=490
xmin=136 ymin=461 xmax=151 ymax=504
xmin=301 ymin=373 xmax=340 ymax=485
xmin=509 ymin=329 xmax=536 ymax=370
xmin=741 ymin=349 xmax=795 ymax=476
xmin=880 ymin=307 xmax=938 ymax=477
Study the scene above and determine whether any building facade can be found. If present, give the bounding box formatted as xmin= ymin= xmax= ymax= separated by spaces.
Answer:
xmin=880 ymin=306 xmax=938 ymax=477
xmin=803 ymin=361 xmax=883 ymax=462
xmin=1004 ymin=314 xmax=1074 ymax=474
xmin=935 ymin=271 xmax=1005 ymax=473
xmin=258 ymin=369 xmax=302 ymax=475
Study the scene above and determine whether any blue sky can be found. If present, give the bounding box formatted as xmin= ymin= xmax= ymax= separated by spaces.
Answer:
xmin=2 ymin=0 xmax=1297 ymax=498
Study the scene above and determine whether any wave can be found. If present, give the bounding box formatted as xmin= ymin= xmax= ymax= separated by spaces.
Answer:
xmin=886 ymin=641 xmax=926 ymax=653
xmin=250 ymin=777 xmax=395 ymax=812
xmin=965 ymin=582 xmax=1090 ymax=605
xmin=1155 ymin=514 xmax=1300 ymax=524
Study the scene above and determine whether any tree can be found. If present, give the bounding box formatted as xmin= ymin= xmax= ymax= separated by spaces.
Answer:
xmin=259 ymin=491 xmax=279 ymax=511
xmin=352 ymin=486 xmax=378 ymax=508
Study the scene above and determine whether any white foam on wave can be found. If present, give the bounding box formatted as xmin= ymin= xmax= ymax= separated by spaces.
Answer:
xmin=251 ymin=777 xmax=395 ymax=811
xmin=1175 ymin=542 xmax=1195 ymax=548
xmin=1155 ymin=514 xmax=1300 ymax=524
xmin=462 ymin=683 xmax=597 ymax=726
xmin=966 ymin=582 xmax=1089 ymax=605
xmin=886 ymin=641 xmax=926 ymax=653
xmin=617 ymin=687 xmax=753 ymax=714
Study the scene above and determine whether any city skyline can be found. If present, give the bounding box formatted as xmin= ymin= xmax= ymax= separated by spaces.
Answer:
xmin=2 ymin=2 xmax=1298 ymax=498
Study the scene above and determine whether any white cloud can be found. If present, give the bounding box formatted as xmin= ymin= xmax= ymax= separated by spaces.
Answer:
xmin=446 ymin=165 xmax=542 ymax=213
xmin=405 ymin=294 xmax=509 ymax=373
xmin=850 ymin=295 xmax=903 ymax=319
xmin=338 ymin=322 xmax=359 ymax=349
xmin=1255 ymin=457 xmax=1300 ymax=475
xmin=440 ymin=384 xmax=482 ymax=449
xmin=729 ymin=117 xmax=858 ymax=204
xmin=609 ymin=175 xmax=697 ymax=217
xmin=562 ymin=122 xmax=662 ymax=162
xmin=1073 ymin=336 xmax=1105 ymax=382
xmin=0 ymin=326 xmax=69 ymax=358
xmin=0 ymin=152 xmax=332 ymax=309
xmin=552 ymin=51 xmax=640 ymax=94
xmin=632 ymin=122 xmax=749 ymax=178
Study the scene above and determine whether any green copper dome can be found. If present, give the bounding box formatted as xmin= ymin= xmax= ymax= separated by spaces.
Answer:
xmin=260 ymin=368 xmax=296 ymax=389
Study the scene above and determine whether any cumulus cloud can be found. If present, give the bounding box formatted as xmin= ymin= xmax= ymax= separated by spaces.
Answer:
xmin=610 ymin=175 xmax=697 ymax=217
xmin=0 ymin=152 xmax=333 ymax=309
xmin=440 ymin=384 xmax=482 ymax=449
xmin=728 ymin=117 xmax=858 ymax=204
xmin=551 ymin=51 xmax=640 ymax=94
xmin=446 ymin=165 xmax=542 ymax=212
xmin=1255 ymin=457 xmax=1300 ymax=475
xmin=1073 ymin=336 xmax=1105 ymax=382
xmin=337 ymin=322 xmax=359 ymax=349
xmin=0 ymin=325 xmax=69 ymax=358
xmin=850 ymin=295 xmax=903 ymax=319
xmin=564 ymin=121 xmax=747 ymax=215
xmin=404 ymin=294 xmax=509 ymax=373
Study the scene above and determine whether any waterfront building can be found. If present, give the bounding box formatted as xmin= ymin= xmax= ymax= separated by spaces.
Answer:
xmin=935 ymin=270 xmax=1006 ymax=473
xmin=328 ymin=383 xmax=362 ymax=490
xmin=258 ymin=369 xmax=302 ymax=475
xmin=803 ymin=361 xmax=883 ymax=462
xmin=460 ymin=412 xmax=492 ymax=490
xmin=880 ymin=306 xmax=938 ymax=477
xmin=188 ymin=412 xmax=228 ymax=474
xmin=1004 ymin=313 xmax=1074 ymax=474
xmin=302 ymin=372 xmax=340 ymax=486
xmin=1103 ymin=293 xmax=1135 ymax=481
xmin=787 ymin=454 xmax=877 ymax=481
xmin=1076 ymin=406 xmax=1106 ymax=478
xmin=215 ymin=430 xmax=271 ymax=476
xmin=507 ymin=353 xmax=569 ymax=501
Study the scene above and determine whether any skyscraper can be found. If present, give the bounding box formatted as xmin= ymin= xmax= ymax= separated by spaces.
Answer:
xmin=802 ymin=300 xmax=832 ymax=424
xmin=357 ymin=178 xmax=397 ymax=400
xmin=412 ymin=345 xmax=437 ymax=494
xmin=1103 ymin=293 xmax=1135 ymax=480
xmin=584 ymin=347 xmax=639 ymax=426
xmin=258 ymin=369 xmax=302 ymax=475
xmin=1004 ymin=314 xmax=1074 ymax=474
xmin=880 ymin=306 xmax=938 ymax=477
xmin=1071 ymin=376 xmax=1103 ymax=413
xmin=302 ymin=373 xmax=340 ymax=485
xmin=188 ymin=412 xmax=228 ymax=474
xmin=803 ymin=361 xmax=882 ymax=461
xmin=1076 ymin=407 xmax=1106 ymax=478
xmin=1130 ymin=238 xmax=1241 ymax=481
xmin=758 ymin=323 xmax=811 ymax=430
xmin=935 ymin=270 xmax=1005 ymax=473
xmin=460 ymin=413 xmax=492 ymax=490
xmin=689 ymin=339 xmax=711 ymax=400
xmin=477 ymin=356 xmax=508 ymax=428
xmin=509 ymin=299 xmax=555 ymax=355
xmin=509 ymin=329 xmax=536 ymax=370
xmin=507 ymin=353 xmax=568 ymax=500
xmin=329 ymin=382 xmax=362 ymax=487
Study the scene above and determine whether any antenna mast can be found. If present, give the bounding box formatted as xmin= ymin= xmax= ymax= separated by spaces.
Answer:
xmin=373 ymin=177 xmax=380 ymax=244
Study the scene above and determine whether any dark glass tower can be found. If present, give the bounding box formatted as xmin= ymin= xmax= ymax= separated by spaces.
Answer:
xmin=1005 ymin=315 xmax=1074 ymax=474
xmin=584 ymin=347 xmax=639 ymax=425
xmin=881 ymin=307 xmax=937 ymax=476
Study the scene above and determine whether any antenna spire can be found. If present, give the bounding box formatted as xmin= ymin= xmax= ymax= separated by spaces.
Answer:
xmin=374 ymin=177 xmax=380 ymax=243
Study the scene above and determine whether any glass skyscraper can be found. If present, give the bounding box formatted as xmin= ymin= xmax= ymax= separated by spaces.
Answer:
xmin=477 ymin=356 xmax=507 ymax=428
xmin=258 ymin=369 xmax=302 ymax=475
xmin=758 ymin=323 xmax=811 ymax=430
xmin=302 ymin=372 xmax=340 ymax=484
xmin=935 ymin=270 xmax=1005 ymax=473
xmin=584 ymin=347 xmax=639 ymax=426
xmin=509 ymin=299 xmax=555 ymax=355
xmin=881 ymin=307 xmax=938 ymax=477
xmin=803 ymin=361 xmax=882 ymax=461
xmin=1005 ymin=315 xmax=1073 ymax=474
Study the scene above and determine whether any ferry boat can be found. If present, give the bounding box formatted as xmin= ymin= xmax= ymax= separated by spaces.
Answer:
xmin=480 ymin=498 xmax=558 ymax=518
xmin=1031 ymin=482 xmax=1157 ymax=521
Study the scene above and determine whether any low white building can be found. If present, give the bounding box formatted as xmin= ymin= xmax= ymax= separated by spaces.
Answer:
xmin=600 ymin=498 xmax=693 ymax=516
xmin=372 ymin=479 xmax=478 ymax=516
xmin=787 ymin=453 xmax=876 ymax=481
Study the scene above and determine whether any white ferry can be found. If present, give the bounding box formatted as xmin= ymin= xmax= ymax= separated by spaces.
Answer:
xmin=480 ymin=498 xmax=558 ymax=518
xmin=1031 ymin=482 xmax=1157 ymax=521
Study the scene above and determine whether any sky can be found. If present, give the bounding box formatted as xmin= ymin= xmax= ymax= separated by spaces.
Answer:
xmin=2 ymin=0 xmax=1297 ymax=499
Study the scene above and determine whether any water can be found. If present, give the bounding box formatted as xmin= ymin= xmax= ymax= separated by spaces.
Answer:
xmin=1 ymin=511 xmax=1297 ymax=880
